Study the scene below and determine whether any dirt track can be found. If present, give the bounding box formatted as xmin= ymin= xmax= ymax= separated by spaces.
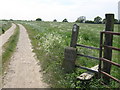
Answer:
xmin=3 ymin=24 xmax=48 ymax=88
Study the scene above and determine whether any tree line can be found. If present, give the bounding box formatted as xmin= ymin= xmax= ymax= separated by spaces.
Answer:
xmin=36 ymin=16 xmax=120 ymax=24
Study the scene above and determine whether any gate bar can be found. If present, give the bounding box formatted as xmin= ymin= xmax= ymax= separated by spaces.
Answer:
xmin=100 ymin=71 xmax=120 ymax=83
xmin=102 ymin=31 xmax=120 ymax=35
xmin=100 ymin=58 xmax=120 ymax=67
xmin=76 ymin=44 xmax=100 ymax=50
xmin=104 ymin=45 xmax=120 ymax=51
xmin=77 ymin=53 xmax=99 ymax=60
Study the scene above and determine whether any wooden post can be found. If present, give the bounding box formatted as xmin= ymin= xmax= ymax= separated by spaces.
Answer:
xmin=62 ymin=47 xmax=77 ymax=73
xmin=62 ymin=24 xmax=79 ymax=73
xmin=102 ymin=14 xmax=114 ymax=84
xmin=70 ymin=24 xmax=79 ymax=48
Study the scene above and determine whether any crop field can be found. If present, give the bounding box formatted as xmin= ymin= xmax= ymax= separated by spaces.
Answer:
xmin=16 ymin=21 xmax=120 ymax=88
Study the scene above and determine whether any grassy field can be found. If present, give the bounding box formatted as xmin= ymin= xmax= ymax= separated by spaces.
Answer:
xmin=1 ymin=24 xmax=19 ymax=75
xmin=0 ymin=20 xmax=12 ymax=35
xmin=17 ymin=21 xmax=119 ymax=88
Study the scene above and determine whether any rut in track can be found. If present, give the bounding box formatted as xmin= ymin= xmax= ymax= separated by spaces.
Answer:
xmin=3 ymin=24 xmax=48 ymax=88
xmin=0 ymin=23 xmax=16 ymax=89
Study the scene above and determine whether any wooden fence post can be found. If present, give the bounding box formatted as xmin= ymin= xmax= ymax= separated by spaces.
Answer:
xmin=70 ymin=24 xmax=79 ymax=48
xmin=62 ymin=24 xmax=79 ymax=73
xmin=102 ymin=14 xmax=114 ymax=84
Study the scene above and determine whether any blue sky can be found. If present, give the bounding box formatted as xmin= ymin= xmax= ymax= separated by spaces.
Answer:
xmin=0 ymin=0 xmax=119 ymax=21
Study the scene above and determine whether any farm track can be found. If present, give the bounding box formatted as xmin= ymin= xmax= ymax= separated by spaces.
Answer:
xmin=3 ymin=24 xmax=48 ymax=88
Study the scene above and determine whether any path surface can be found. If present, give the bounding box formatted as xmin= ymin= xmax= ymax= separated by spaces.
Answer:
xmin=0 ymin=23 xmax=16 ymax=89
xmin=3 ymin=24 xmax=48 ymax=88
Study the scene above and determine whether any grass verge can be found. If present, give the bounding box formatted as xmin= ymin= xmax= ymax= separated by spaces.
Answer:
xmin=0 ymin=22 xmax=12 ymax=35
xmin=1 ymin=24 xmax=19 ymax=75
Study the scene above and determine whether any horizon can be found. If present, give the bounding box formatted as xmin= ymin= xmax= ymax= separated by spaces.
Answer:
xmin=1 ymin=0 xmax=119 ymax=22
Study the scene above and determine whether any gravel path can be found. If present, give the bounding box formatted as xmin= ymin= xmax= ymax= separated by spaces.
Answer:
xmin=3 ymin=24 xmax=48 ymax=88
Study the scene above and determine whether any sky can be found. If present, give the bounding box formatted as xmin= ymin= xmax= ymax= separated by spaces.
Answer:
xmin=0 ymin=0 xmax=119 ymax=22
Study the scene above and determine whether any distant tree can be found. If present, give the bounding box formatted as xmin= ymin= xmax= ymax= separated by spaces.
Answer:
xmin=76 ymin=16 xmax=86 ymax=23
xmin=94 ymin=16 xmax=102 ymax=24
xmin=62 ymin=18 xmax=68 ymax=22
xmin=85 ymin=20 xmax=94 ymax=24
xmin=10 ymin=19 xmax=13 ymax=21
xmin=53 ymin=19 xmax=57 ymax=22
xmin=36 ymin=18 xmax=42 ymax=21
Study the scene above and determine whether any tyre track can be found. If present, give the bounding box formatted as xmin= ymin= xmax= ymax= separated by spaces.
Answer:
xmin=0 ymin=23 xmax=16 ymax=89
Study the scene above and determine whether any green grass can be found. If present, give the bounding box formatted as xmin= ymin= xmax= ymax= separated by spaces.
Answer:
xmin=1 ymin=25 xmax=19 ymax=74
xmin=0 ymin=20 xmax=12 ymax=35
xmin=17 ymin=21 xmax=119 ymax=88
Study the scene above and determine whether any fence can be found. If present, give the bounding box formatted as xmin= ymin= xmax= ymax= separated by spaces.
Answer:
xmin=62 ymin=14 xmax=120 ymax=84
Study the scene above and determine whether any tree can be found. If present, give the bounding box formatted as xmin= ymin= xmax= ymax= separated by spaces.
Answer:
xmin=62 ymin=18 xmax=68 ymax=22
xmin=94 ymin=16 xmax=102 ymax=24
xmin=53 ymin=19 xmax=57 ymax=22
xmin=76 ymin=16 xmax=86 ymax=23
xmin=10 ymin=19 xmax=13 ymax=21
xmin=36 ymin=18 xmax=42 ymax=21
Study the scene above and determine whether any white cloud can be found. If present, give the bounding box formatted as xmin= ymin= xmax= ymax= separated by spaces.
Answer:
xmin=0 ymin=0 xmax=119 ymax=21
